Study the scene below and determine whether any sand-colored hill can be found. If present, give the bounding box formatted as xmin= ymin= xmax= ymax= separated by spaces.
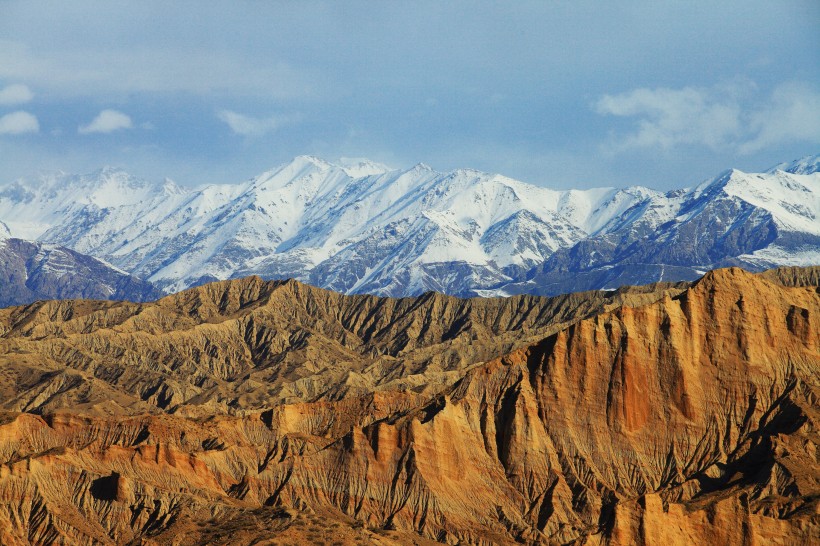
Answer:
xmin=0 ymin=276 xmax=686 ymax=417
xmin=0 ymin=267 xmax=817 ymax=544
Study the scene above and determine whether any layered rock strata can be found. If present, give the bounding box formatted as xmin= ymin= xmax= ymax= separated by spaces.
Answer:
xmin=0 ymin=267 xmax=817 ymax=544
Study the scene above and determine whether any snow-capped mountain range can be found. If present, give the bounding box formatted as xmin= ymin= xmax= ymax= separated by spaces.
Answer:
xmin=0 ymin=153 xmax=818 ymax=300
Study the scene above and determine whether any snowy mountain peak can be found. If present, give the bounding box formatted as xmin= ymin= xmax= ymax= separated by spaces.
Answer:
xmin=249 ymin=156 xmax=331 ymax=190
xmin=77 ymin=170 xmax=165 ymax=208
xmin=768 ymin=154 xmax=820 ymax=175
xmin=693 ymin=169 xmax=735 ymax=195
xmin=162 ymin=178 xmax=185 ymax=194
xmin=720 ymin=167 xmax=820 ymax=236
xmin=687 ymin=166 xmax=820 ymax=233
xmin=253 ymin=156 xmax=392 ymax=186
xmin=1 ymin=153 xmax=817 ymax=298
xmin=289 ymin=155 xmax=335 ymax=172
xmin=82 ymin=166 xmax=161 ymax=191
xmin=451 ymin=167 xmax=485 ymax=177
xmin=409 ymin=162 xmax=434 ymax=173
xmin=337 ymin=157 xmax=393 ymax=178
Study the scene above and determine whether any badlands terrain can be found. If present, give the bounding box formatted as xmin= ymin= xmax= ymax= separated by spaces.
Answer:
xmin=0 ymin=266 xmax=817 ymax=544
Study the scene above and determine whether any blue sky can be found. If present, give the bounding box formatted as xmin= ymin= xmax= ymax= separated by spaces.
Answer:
xmin=0 ymin=1 xmax=818 ymax=190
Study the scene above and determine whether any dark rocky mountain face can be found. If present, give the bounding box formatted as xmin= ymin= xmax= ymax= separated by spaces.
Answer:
xmin=0 ymin=267 xmax=817 ymax=544
xmin=0 ymin=238 xmax=162 ymax=307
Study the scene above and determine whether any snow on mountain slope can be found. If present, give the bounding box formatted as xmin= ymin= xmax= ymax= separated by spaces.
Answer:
xmin=721 ymin=169 xmax=820 ymax=234
xmin=495 ymin=160 xmax=820 ymax=296
xmin=336 ymin=157 xmax=393 ymax=178
xmin=767 ymin=153 xmax=820 ymax=175
xmin=0 ymin=153 xmax=817 ymax=298
xmin=0 ymin=157 xmax=650 ymax=295
xmin=254 ymin=166 xmax=656 ymax=295
xmin=0 ymin=168 xmax=185 ymax=241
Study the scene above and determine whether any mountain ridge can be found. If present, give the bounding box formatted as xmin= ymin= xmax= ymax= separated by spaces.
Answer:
xmin=0 ymin=266 xmax=817 ymax=544
xmin=0 ymin=236 xmax=162 ymax=307
xmin=0 ymin=154 xmax=818 ymax=300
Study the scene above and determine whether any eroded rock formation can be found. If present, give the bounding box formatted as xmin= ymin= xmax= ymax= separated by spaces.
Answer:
xmin=0 ymin=267 xmax=817 ymax=544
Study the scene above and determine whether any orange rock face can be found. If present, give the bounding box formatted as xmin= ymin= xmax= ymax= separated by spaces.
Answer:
xmin=0 ymin=267 xmax=817 ymax=545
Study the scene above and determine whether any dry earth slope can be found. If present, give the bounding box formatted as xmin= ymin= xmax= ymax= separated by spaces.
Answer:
xmin=0 ymin=266 xmax=817 ymax=545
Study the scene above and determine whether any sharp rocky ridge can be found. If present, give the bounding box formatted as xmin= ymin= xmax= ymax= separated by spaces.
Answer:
xmin=0 ymin=266 xmax=817 ymax=544
xmin=0 ymin=153 xmax=817 ymax=299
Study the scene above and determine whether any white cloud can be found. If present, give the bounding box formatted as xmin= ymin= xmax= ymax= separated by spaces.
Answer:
xmin=78 ymin=109 xmax=133 ymax=134
xmin=217 ymin=110 xmax=288 ymax=137
xmin=594 ymin=85 xmax=744 ymax=151
xmin=595 ymin=81 xmax=820 ymax=154
xmin=0 ymin=111 xmax=39 ymax=134
xmin=738 ymin=82 xmax=820 ymax=154
xmin=0 ymin=83 xmax=33 ymax=105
